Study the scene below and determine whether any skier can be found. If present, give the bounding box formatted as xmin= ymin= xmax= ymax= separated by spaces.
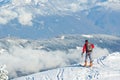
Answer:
xmin=81 ymin=40 xmax=94 ymax=67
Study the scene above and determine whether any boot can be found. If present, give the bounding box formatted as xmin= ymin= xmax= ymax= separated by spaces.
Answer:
xmin=89 ymin=61 xmax=93 ymax=67
xmin=84 ymin=61 xmax=87 ymax=66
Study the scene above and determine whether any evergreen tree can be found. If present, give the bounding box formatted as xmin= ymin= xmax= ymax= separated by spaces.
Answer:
xmin=0 ymin=65 xmax=8 ymax=80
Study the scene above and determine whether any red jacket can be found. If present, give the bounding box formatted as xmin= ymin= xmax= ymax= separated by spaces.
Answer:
xmin=82 ymin=43 xmax=94 ymax=53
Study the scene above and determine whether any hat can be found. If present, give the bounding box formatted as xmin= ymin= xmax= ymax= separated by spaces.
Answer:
xmin=85 ymin=40 xmax=88 ymax=42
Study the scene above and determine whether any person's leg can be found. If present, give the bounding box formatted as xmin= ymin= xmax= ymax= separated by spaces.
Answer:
xmin=89 ymin=52 xmax=93 ymax=62
xmin=88 ymin=52 xmax=93 ymax=67
xmin=84 ymin=53 xmax=88 ymax=66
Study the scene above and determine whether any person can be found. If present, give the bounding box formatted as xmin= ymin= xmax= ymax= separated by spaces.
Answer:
xmin=81 ymin=40 xmax=94 ymax=67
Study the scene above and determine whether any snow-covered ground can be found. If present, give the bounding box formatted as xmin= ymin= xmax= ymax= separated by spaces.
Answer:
xmin=12 ymin=52 xmax=120 ymax=80
xmin=0 ymin=34 xmax=120 ymax=79
xmin=0 ymin=65 xmax=8 ymax=80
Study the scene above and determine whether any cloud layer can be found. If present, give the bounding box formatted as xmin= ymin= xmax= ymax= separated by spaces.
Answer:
xmin=0 ymin=0 xmax=120 ymax=26
xmin=0 ymin=45 xmax=110 ymax=78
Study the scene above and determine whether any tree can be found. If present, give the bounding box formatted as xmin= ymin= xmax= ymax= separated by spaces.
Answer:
xmin=0 ymin=65 xmax=8 ymax=80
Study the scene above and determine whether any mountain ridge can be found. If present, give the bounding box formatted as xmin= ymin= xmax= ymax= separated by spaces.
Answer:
xmin=0 ymin=0 xmax=120 ymax=39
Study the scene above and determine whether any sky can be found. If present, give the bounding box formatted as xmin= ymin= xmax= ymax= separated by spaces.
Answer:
xmin=0 ymin=0 xmax=120 ymax=39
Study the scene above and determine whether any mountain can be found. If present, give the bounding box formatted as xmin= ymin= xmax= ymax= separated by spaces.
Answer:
xmin=12 ymin=52 xmax=120 ymax=80
xmin=0 ymin=34 xmax=120 ymax=79
xmin=0 ymin=1 xmax=120 ymax=80
xmin=0 ymin=0 xmax=120 ymax=39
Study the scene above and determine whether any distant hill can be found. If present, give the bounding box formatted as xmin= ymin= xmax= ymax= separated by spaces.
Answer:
xmin=0 ymin=0 xmax=120 ymax=39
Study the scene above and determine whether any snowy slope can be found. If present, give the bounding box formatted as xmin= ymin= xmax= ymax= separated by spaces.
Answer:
xmin=12 ymin=52 xmax=120 ymax=80
xmin=0 ymin=34 xmax=120 ymax=79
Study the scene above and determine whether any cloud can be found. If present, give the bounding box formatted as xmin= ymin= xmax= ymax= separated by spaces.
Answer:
xmin=39 ymin=0 xmax=48 ymax=3
xmin=0 ymin=45 xmax=110 ymax=78
xmin=25 ymin=0 xmax=32 ymax=4
xmin=12 ymin=0 xmax=32 ymax=5
xmin=0 ymin=0 xmax=119 ymax=25
xmin=97 ymin=0 xmax=120 ymax=10
xmin=0 ymin=9 xmax=18 ymax=24
xmin=0 ymin=7 xmax=33 ymax=26
xmin=0 ymin=17 xmax=7 ymax=24
xmin=69 ymin=3 xmax=79 ymax=12
xmin=18 ymin=12 xmax=33 ymax=26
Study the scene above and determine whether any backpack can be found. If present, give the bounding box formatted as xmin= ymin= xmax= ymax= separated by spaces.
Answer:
xmin=87 ymin=43 xmax=93 ymax=52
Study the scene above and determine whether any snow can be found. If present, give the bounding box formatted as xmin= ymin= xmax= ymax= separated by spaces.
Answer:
xmin=81 ymin=34 xmax=94 ymax=38
xmin=0 ymin=65 xmax=8 ymax=80
xmin=0 ymin=34 xmax=120 ymax=79
xmin=12 ymin=52 xmax=120 ymax=80
xmin=0 ymin=48 xmax=6 ymax=54
xmin=0 ymin=0 xmax=120 ymax=25
xmin=0 ymin=0 xmax=120 ymax=39
xmin=97 ymin=0 xmax=120 ymax=10
xmin=60 ymin=36 xmax=65 ymax=40
xmin=76 ymin=46 xmax=81 ymax=50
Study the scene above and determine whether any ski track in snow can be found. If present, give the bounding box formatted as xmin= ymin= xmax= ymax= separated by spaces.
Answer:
xmin=97 ymin=56 xmax=106 ymax=67
xmin=57 ymin=68 xmax=64 ymax=80
xmin=97 ymin=56 xmax=119 ymax=71
xmin=12 ymin=53 xmax=120 ymax=80
xmin=12 ymin=65 xmax=101 ymax=80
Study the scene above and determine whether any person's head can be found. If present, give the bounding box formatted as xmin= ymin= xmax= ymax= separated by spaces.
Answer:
xmin=85 ymin=40 xmax=88 ymax=44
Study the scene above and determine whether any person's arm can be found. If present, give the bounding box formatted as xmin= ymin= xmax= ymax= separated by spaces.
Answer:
xmin=82 ymin=44 xmax=86 ymax=53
